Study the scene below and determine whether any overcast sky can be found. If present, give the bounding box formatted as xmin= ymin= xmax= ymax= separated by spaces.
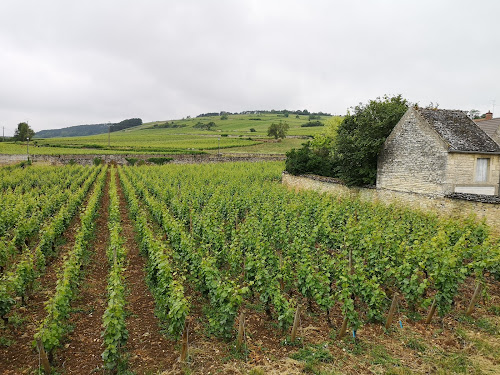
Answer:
xmin=0 ymin=0 xmax=499 ymax=135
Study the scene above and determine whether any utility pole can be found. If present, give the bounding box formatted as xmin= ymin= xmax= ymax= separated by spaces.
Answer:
xmin=27 ymin=137 xmax=30 ymax=161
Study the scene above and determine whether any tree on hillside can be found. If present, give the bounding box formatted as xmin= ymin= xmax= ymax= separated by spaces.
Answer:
xmin=193 ymin=121 xmax=217 ymax=130
xmin=334 ymin=95 xmax=408 ymax=186
xmin=14 ymin=122 xmax=35 ymax=141
xmin=267 ymin=120 xmax=289 ymax=140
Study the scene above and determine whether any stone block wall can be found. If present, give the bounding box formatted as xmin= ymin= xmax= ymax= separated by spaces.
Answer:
xmin=283 ymin=173 xmax=500 ymax=235
xmin=0 ymin=153 xmax=285 ymax=166
xmin=377 ymin=109 xmax=449 ymax=196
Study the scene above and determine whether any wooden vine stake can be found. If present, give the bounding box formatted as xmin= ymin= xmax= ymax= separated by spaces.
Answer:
xmin=180 ymin=321 xmax=189 ymax=363
xmin=189 ymin=208 xmax=193 ymax=233
xmin=279 ymin=252 xmax=284 ymax=291
xmin=36 ymin=338 xmax=51 ymax=374
xmin=466 ymin=283 xmax=482 ymax=316
xmin=338 ymin=316 xmax=348 ymax=339
xmin=385 ymin=293 xmax=398 ymax=330
xmin=290 ymin=304 xmax=301 ymax=342
xmin=236 ymin=311 xmax=245 ymax=351
xmin=348 ymin=249 xmax=353 ymax=274
xmin=425 ymin=298 xmax=437 ymax=324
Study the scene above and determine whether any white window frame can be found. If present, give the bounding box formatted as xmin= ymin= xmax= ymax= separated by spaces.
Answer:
xmin=475 ymin=158 xmax=490 ymax=182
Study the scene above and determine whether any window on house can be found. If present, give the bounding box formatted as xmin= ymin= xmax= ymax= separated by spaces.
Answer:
xmin=475 ymin=158 xmax=490 ymax=182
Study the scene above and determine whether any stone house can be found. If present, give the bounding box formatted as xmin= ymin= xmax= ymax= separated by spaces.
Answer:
xmin=377 ymin=107 xmax=500 ymax=196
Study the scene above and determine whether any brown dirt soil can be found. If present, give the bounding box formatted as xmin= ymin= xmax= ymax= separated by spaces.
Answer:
xmin=51 ymin=170 xmax=111 ymax=374
xmin=116 ymin=169 xmax=177 ymax=373
xmin=0 ymin=177 xmax=97 ymax=374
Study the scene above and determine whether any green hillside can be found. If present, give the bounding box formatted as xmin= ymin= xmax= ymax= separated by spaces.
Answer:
xmin=34 ymin=118 xmax=143 ymax=138
xmin=27 ymin=113 xmax=341 ymax=155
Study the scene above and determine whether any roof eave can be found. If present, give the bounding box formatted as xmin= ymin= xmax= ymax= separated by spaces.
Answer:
xmin=448 ymin=150 xmax=500 ymax=155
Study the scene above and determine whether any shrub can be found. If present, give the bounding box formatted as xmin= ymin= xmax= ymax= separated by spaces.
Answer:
xmin=125 ymin=157 xmax=139 ymax=166
xmin=147 ymin=157 xmax=173 ymax=165
xmin=301 ymin=121 xmax=324 ymax=127
xmin=285 ymin=142 xmax=336 ymax=177
xmin=93 ymin=157 xmax=103 ymax=166
xmin=249 ymin=128 xmax=256 ymax=132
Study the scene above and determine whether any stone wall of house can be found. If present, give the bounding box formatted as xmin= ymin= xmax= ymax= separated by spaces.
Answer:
xmin=446 ymin=153 xmax=500 ymax=195
xmin=377 ymin=108 xmax=449 ymax=196
xmin=283 ymin=173 xmax=500 ymax=234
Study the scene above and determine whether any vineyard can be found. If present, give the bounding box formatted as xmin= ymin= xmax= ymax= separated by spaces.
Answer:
xmin=1 ymin=162 xmax=499 ymax=374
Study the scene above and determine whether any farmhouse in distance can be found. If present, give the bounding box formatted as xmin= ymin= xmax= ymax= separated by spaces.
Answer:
xmin=377 ymin=107 xmax=500 ymax=197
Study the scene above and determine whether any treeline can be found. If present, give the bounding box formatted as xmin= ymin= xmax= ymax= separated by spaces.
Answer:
xmin=35 ymin=118 xmax=142 ymax=139
xmin=110 ymin=118 xmax=142 ymax=132
xmin=196 ymin=109 xmax=331 ymax=118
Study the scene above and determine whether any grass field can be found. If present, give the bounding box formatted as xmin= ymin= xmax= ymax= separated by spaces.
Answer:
xmin=141 ymin=113 xmax=338 ymax=137
xmin=8 ymin=113 xmax=337 ymax=155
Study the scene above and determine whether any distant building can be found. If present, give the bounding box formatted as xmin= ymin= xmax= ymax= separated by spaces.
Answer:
xmin=377 ymin=107 xmax=500 ymax=196
xmin=475 ymin=111 xmax=500 ymax=147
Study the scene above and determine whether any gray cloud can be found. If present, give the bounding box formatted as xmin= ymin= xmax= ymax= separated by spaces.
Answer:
xmin=0 ymin=0 xmax=499 ymax=134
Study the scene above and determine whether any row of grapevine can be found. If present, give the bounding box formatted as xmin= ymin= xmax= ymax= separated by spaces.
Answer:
xmin=118 ymin=167 xmax=190 ymax=340
xmin=121 ymin=162 xmax=499 ymax=336
xmin=34 ymin=166 xmax=107 ymax=359
xmin=122 ymin=166 xmax=265 ymax=338
xmin=101 ymin=167 xmax=128 ymax=370
xmin=0 ymin=164 xmax=86 ymax=193
xmin=0 ymin=166 xmax=87 ymax=237
xmin=0 ymin=166 xmax=102 ymax=323
xmin=0 ymin=166 xmax=96 ymax=274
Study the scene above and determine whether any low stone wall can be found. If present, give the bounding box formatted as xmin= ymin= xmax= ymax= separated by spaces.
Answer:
xmin=282 ymin=173 xmax=500 ymax=234
xmin=0 ymin=153 xmax=285 ymax=166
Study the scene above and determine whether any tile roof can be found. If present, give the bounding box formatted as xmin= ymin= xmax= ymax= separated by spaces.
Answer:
xmin=475 ymin=118 xmax=500 ymax=146
xmin=416 ymin=108 xmax=500 ymax=153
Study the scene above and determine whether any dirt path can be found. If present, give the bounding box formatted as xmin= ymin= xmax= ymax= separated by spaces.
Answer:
xmin=0 ymin=181 xmax=97 ymax=374
xmin=116 ymin=169 xmax=177 ymax=373
xmin=52 ymin=170 xmax=110 ymax=374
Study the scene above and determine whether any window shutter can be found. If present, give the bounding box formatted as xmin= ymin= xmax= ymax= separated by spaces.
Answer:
xmin=475 ymin=158 xmax=489 ymax=182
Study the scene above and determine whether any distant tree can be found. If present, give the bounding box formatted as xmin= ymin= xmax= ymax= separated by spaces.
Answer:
xmin=308 ymin=114 xmax=321 ymax=120
xmin=194 ymin=121 xmax=216 ymax=130
xmin=295 ymin=115 xmax=300 ymax=119
xmin=468 ymin=109 xmax=479 ymax=119
xmin=220 ymin=113 xmax=229 ymax=120
xmin=267 ymin=120 xmax=289 ymax=140
xmin=14 ymin=122 xmax=35 ymax=141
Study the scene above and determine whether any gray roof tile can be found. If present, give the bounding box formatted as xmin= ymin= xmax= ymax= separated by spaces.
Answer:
xmin=417 ymin=108 xmax=500 ymax=153
xmin=475 ymin=118 xmax=500 ymax=145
